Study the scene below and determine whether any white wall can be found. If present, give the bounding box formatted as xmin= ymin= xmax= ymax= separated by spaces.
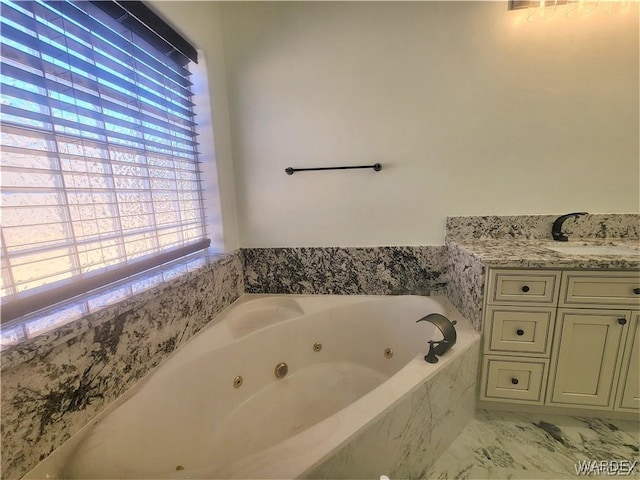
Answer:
xmin=220 ymin=1 xmax=639 ymax=247
xmin=149 ymin=1 xmax=240 ymax=250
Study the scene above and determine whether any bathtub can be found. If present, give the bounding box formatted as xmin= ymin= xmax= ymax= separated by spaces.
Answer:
xmin=25 ymin=294 xmax=480 ymax=479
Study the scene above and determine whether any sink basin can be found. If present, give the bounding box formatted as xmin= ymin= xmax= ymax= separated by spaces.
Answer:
xmin=544 ymin=242 xmax=640 ymax=256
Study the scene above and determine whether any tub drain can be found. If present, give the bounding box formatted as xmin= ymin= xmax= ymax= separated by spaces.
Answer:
xmin=384 ymin=348 xmax=393 ymax=358
xmin=233 ymin=376 xmax=243 ymax=388
xmin=313 ymin=342 xmax=322 ymax=352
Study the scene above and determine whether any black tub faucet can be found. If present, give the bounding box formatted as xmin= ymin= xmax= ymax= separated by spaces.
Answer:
xmin=552 ymin=212 xmax=588 ymax=242
xmin=416 ymin=313 xmax=457 ymax=363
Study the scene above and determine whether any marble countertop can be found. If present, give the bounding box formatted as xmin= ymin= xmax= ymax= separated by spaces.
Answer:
xmin=448 ymin=238 xmax=640 ymax=270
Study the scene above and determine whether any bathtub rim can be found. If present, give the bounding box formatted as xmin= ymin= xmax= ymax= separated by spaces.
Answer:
xmin=23 ymin=293 xmax=480 ymax=480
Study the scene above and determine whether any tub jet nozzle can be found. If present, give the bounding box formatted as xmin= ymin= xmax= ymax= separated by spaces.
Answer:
xmin=275 ymin=362 xmax=289 ymax=378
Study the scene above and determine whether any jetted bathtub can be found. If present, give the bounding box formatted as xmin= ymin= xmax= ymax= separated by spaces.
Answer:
xmin=25 ymin=294 xmax=480 ymax=479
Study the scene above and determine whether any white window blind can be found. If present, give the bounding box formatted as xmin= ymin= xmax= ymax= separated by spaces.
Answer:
xmin=0 ymin=0 xmax=210 ymax=323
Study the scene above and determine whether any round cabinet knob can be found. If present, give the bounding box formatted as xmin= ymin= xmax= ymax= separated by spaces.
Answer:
xmin=618 ymin=318 xmax=627 ymax=325
xmin=516 ymin=329 xmax=525 ymax=336
xmin=521 ymin=286 xmax=530 ymax=293
xmin=633 ymin=287 xmax=640 ymax=295
xmin=511 ymin=378 xmax=519 ymax=385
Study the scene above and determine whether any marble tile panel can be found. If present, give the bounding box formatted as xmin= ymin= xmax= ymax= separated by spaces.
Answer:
xmin=242 ymin=246 xmax=448 ymax=296
xmin=445 ymin=244 xmax=486 ymax=331
xmin=426 ymin=409 xmax=640 ymax=479
xmin=446 ymin=214 xmax=640 ymax=242
xmin=304 ymin=341 xmax=480 ymax=479
xmin=0 ymin=251 xmax=243 ymax=480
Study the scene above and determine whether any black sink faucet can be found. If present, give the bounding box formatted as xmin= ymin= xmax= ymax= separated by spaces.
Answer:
xmin=552 ymin=212 xmax=588 ymax=242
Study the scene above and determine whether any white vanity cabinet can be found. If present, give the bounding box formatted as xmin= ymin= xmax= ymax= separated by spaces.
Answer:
xmin=480 ymin=269 xmax=640 ymax=414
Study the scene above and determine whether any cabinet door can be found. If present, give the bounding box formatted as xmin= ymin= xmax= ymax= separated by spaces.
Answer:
xmin=547 ymin=309 xmax=629 ymax=409
xmin=616 ymin=312 xmax=640 ymax=411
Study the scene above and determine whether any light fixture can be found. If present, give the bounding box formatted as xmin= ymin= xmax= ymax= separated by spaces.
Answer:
xmin=508 ymin=0 xmax=633 ymax=21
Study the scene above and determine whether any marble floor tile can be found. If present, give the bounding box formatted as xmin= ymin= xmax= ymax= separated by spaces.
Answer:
xmin=425 ymin=410 xmax=639 ymax=480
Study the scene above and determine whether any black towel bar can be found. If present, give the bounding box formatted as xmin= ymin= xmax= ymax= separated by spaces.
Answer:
xmin=285 ymin=163 xmax=382 ymax=175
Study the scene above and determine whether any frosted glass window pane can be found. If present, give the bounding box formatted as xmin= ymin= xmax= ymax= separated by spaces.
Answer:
xmin=117 ymin=191 xmax=152 ymax=203
xmin=1 ymin=191 xmax=64 ymax=207
xmin=112 ymin=163 xmax=148 ymax=177
xmin=110 ymin=149 xmax=146 ymax=164
xmin=2 ymin=206 xmax=67 ymax=227
xmin=150 ymin=178 xmax=177 ymax=190
xmin=163 ymin=264 xmax=187 ymax=281
xmin=1 ymin=131 xmax=51 ymax=150
xmin=68 ymin=203 xmax=118 ymax=221
xmin=16 ymin=271 xmax=74 ymax=292
xmin=11 ymin=247 xmax=75 ymax=267
xmin=156 ymin=211 xmax=180 ymax=225
xmin=24 ymin=304 xmax=85 ymax=336
xmin=13 ymin=255 xmax=75 ymax=284
xmin=1 ymin=171 xmax=61 ymax=189
xmin=152 ymin=191 xmax=178 ymax=202
xmin=1 ymin=151 xmax=58 ymax=169
xmin=120 ymin=215 xmax=154 ymax=232
xmin=147 ymin=156 xmax=173 ymax=167
xmin=114 ymin=176 xmax=148 ymax=189
xmin=118 ymin=202 xmax=153 ymax=218
xmin=73 ymin=218 xmax=120 ymax=237
xmin=67 ymin=192 xmax=116 ymax=205
xmin=4 ymin=223 xmax=69 ymax=248
xmin=158 ymin=231 xmax=182 ymax=247
xmin=63 ymin=173 xmax=112 ymax=189
xmin=60 ymin=158 xmax=111 ymax=174
xmin=148 ymin=167 xmax=174 ymax=179
xmin=87 ymin=285 xmax=131 ymax=311
xmin=0 ymin=325 xmax=27 ymax=347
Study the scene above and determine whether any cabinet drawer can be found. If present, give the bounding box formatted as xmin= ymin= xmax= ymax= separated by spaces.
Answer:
xmin=485 ymin=306 xmax=554 ymax=356
xmin=481 ymin=356 xmax=547 ymax=403
xmin=559 ymin=271 xmax=640 ymax=308
xmin=487 ymin=270 xmax=561 ymax=306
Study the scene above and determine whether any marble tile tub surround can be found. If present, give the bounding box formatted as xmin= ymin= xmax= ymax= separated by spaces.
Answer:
xmin=446 ymin=213 xmax=640 ymax=242
xmin=242 ymin=246 xmax=448 ymax=295
xmin=0 ymin=251 xmax=244 ymax=480
xmin=304 ymin=339 xmax=480 ymax=479
xmin=445 ymin=243 xmax=486 ymax=330
xmin=426 ymin=409 xmax=640 ymax=479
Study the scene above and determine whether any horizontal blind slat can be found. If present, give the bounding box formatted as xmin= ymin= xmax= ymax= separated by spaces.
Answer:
xmin=1 ymin=63 xmax=197 ymax=136
xmin=1 ymin=109 xmax=199 ymax=157
xmin=1 ymin=83 xmax=198 ymax=148
xmin=19 ymin=0 xmax=194 ymax=83
xmin=1 ymin=24 xmax=192 ymax=118
xmin=2 ymin=3 xmax=194 ymax=101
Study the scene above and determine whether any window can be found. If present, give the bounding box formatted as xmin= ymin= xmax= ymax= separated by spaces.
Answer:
xmin=0 ymin=0 xmax=210 ymax=324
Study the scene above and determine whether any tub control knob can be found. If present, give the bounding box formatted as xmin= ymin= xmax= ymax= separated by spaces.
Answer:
xmin=511 ymin=378 xmax=519 ymax=385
